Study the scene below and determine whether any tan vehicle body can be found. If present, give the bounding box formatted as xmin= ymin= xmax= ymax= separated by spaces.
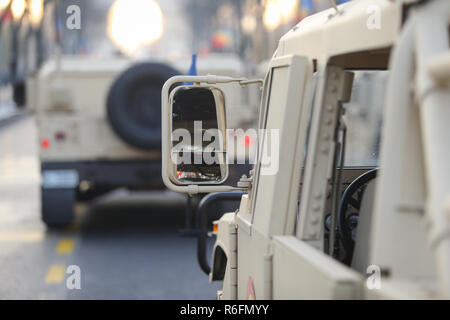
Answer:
xmin=28 ymin=57 xmax=150 ymax=161
xmin=162 ymin=0 xmax=450 ymax=299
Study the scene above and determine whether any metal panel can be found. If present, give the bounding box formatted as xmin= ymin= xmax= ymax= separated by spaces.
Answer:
xmin=272 ymin=236 xmax=362 ymax=299
xmin=251 ymin=55 xmax=312 ymax=237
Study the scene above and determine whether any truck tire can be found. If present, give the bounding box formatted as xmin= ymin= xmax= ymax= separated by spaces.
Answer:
xmin=41 ymin=188 xmax=75 ymax=228
xmin=106 ymin=62 xmax=180 ymax=150
xmin=13 ymin=81 xmax=26 ymax=108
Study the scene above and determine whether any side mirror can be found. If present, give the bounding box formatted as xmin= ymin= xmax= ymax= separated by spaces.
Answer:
xmin=162 ymin=75 xmax=260 ymax=194
xmin=169 ymin=85 xmax=227 ymax=184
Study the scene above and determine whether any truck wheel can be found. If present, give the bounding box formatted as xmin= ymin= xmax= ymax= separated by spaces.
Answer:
xmin=106 ymin=62 xmax=180 ymax=150
xmin=41 ymin=188 xmax=75 ymax=228
xmin=13 ymin=82 xmax=26 ymax=108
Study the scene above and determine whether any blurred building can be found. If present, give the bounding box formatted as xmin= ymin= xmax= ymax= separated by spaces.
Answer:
xmin=0 ymin=0 xmax=351 ymax=117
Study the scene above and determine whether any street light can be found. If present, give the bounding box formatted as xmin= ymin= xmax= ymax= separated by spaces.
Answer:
xmin=241 ymin=14 xmax=257 ymax=34
xmin=108 ymin=0 xmax=164 ymax=55
xmin=0 ymin=0 xmax=10 ymax=12
xmin=29 ymin=0 xmax=44 ymax=27
xmin=279 ymin=0 xmax=298 ymax=20
xmin=263 ymin=0 xmax=281 ymax=30
xmin=11 ymin=0 xmax=25 ymax=21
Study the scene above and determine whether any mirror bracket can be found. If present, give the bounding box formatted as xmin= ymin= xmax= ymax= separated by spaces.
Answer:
xmin=237 ymin=174 xmax=253 ymax=189
xmin=238 ymin=79 xmax=264 ymax=87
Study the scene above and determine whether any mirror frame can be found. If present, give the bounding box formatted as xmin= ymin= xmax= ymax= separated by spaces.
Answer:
xmin=161 ymin=75 xmax=243 ymax=195
xmin=168 ymin=85 xmax=228 ymax=185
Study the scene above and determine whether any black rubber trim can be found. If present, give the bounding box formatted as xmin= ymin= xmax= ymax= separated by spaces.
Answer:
xmin=338 ymin=168 xmax=378 ymax=264
xmin=196 ymin=191 xmax=243 ymax=275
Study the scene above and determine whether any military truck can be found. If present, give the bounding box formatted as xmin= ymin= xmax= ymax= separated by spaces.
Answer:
xmin=161 ymin=0 xmax=450 ymax=299
xmin=27 ymin=53 xmax=255 ymax=227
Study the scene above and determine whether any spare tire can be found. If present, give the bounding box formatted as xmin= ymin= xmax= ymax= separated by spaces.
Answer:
xmin=107 ymin=62 xmax=180 ymax=150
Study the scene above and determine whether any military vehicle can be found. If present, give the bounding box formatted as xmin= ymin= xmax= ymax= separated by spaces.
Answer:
xmin=27 ymin=53 xmax=256 ymax=228
xmin=161 ymin=0 xmax=450 ymax=299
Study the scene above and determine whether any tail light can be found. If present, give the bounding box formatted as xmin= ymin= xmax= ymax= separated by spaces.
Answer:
xmin=41 ymin=138 xmax=50 ymax=149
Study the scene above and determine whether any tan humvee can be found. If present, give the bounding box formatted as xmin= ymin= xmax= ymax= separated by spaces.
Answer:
xmin=27 ymin=53 xmax=256 ymax=227
xmin=161 ymin=0 xmax=450 ymax=299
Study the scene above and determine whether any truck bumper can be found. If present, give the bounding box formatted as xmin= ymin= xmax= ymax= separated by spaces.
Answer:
xmin=41 ymin=159 xmax=164 ymax=193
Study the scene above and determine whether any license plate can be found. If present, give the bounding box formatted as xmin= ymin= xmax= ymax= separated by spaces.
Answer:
xmin=42 ymin=170 xmax=79 ymax=189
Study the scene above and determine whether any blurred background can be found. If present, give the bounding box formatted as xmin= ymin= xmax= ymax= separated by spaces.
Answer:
xmin=0 ymin=0 xmax=356 ymax=121
xmin=0 ymin=0 xmax=348 ymax=104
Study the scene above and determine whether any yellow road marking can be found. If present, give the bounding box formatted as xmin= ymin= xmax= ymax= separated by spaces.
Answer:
xmin=38 ymin=292 xmax=57 ymax=300
xmin=0 ymin=231 xmax=44 ymax=242
xmin=56 ymin=239 xmax=74 ymax=255
xmin=45 ymin=265 xmax=66 ymax=284
xmin=74 ymin=204 xmax=88 ymax=216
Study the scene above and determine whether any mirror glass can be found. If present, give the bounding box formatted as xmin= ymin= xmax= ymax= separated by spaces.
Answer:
xmin=170 ymin=86 xmax=227 ymax=184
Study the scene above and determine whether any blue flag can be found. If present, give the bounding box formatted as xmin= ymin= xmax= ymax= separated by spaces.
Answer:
xmin=184 ymin=54 xmax=197 ymax=85
xmin=301 ymin=0 xmax=315 ymax=13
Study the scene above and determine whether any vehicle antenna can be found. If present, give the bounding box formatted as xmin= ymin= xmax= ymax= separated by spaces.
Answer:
xmin=328 ymin=0 xmax=340 ymax=14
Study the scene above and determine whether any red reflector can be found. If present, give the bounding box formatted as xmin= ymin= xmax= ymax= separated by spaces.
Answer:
xmin=41 ymin=138 xmax=50 ymax=149
xmin=244 ymin=136 xmax=252 ymax=147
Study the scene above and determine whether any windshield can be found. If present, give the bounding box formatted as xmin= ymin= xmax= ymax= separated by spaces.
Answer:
xmin=344 ymin=71 xmax=387 ymax=167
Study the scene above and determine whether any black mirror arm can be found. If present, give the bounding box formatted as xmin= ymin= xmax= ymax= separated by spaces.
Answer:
xmin=196 ymin=191 xmax=244 ymax=275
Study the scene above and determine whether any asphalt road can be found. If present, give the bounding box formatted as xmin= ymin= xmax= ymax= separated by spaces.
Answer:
xmin=0 ymin=116 xmax=221 ymax=299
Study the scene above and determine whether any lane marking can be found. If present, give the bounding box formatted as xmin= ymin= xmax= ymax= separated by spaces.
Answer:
xmin=38 ymin=292 xmax=57 ymax=300
xmin=45 ymin=265 xmax=66 ymax=284
xmin=0 ymin=231 xmax=44 ymax=242
xmin=56 ymin=238 xmax=74 ymax=255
